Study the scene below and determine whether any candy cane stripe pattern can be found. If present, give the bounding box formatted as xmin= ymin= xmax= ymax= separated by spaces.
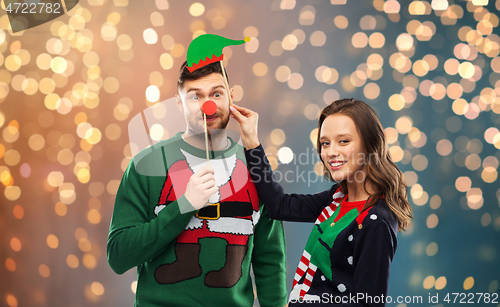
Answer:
xmin=292 ymin=187 xmax=345 ymax=300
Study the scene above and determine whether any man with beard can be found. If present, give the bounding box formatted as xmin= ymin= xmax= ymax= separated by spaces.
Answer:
xmin=107 ymin=61 xmax=287 ymax=307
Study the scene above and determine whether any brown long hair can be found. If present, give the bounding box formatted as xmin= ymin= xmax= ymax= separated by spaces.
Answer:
xmin=317 ymin=98 xmax=413 ymax=231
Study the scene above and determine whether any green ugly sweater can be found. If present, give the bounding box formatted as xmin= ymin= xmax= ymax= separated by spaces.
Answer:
xmin=107 ymin=132 xmax=287 ymax=307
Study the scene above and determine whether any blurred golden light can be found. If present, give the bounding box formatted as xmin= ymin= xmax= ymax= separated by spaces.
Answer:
xmin=57 ymin=149 xmax=74 ymax=166
xmin=334 ymin=15 xmax=348 ymax=29
xmin=363 ymin=82 xmax=380 ymax=100
xmin=282 ymin=34 xmax=298 ymax=51
xmin=432 ymin=0 xmax=449 ymax=10
xmin=466 ymin=188 xmax=483 ymax=209
xmin=350 ymin=70 xmax=367 ymax=87
xmin=252 ymin=62 xmax=268 ymax=77
xmin=189 ymin=3 xmax=205 ymax=16
xmin=280 ymin=0 xmax=296 ymax=10
xmin=86 ymin=128 xmax=102 ymax=145
xmin=46 ymin=234 xmax=59 ymax=249
xmin=458 ymin=61 xmax=475 ymax=78
xmin=67 ymin=254 xmax=79 ymax=268
xmin=481 ymin=213 xmax=492 ymax=227
xmin=107 ymin=180 xmax=120 ymax=195
xmin=91 ymin=282 xmax=105 ymax=296
xmin=436 ymin=139 xmax=453 ymax=156
xmin=50 ymin=56 xmax=67 ymax=73
xmin=150 ymin=12 xmax=164 ymax=27
xmin=59 ymin=182 xmax=76 ymax=204
xmin=160 ymin=53 xmax=174 ymax=70
xmin=13 ymin=205 xmax=24 ymax=219
xmin=143 ymin=28 xmax=158 ymax=44
xmin=323 ymin=89 xmax=340 ymax=104
xmin=288 ymin=73 xmax=303 ymax=90
xmin=245 ymin=37 xmax=259 ymax=53
xmin=105 ymin=124 xmax=121 ymax=141
xmin=412 ymin=155 xmax=428 ymax=171
xmin=277 ymin=147 xmax=294 ymax=164
xmin=368 ymin=32 xmax=385 ymax=48
xmin=103 ymin=77 xmax=119 ymax=94
xmin=463 ymin=277 xmax=474 ymax=290
xmin=212 ymin=16 xmax=226 ymax=29
xmin=367 ymin=53 xmax=384 ymax=70
xmin=409 ymin=1 xmax=431 ymax=15
xmin=388 ymin=94 xmax=405 ymax=111
xmin=55 ymin=202 xmax=67 ymax=216
xmin=299 ymin=6 xmax=315 ymax=25
xmin=360 ymin=15 xmax=376 ymax=29
xmin=310 ymin=128 xmax=318 ymax=146
xmin=276 ymin=65 xmax=291 ymax=82
xmin=39 ymin=264 xmax=50 ymax=278
xmin=389 ymin=146 xmax=404 ymax=162
xmin=6 ymin=294 xmax=18 ymax=307
xmin=270 ymin=129 xmax=286 ymax=145
xmin=4 ymin=55 xmax=22 ymax=72
xmin=310 ymin=31 xmax=326 ymax=47
xmin=146 ymin=85 xmax=160 ymax=102
xmin=412 ymin=60 xmax=429 ymax=77
xmin=429 ymin=195 xmax=441 ymax=209
xmin=395 ymin=116 xmax=413 ymax=134
xmin=88 ymin=209 xmax=102 ymax=224
xmin=5 ymin=258 xmax=16 ymax=272
xmin=291 ymin=29 xmax=305 ymax=44
xmin=423 ymin=275 xmax=435 ymax=289
xmin=426 ymin=242 xmax=438 ymax=256
xmin=352 ymin=32 xmax=368 ymax=48
xmin=101 ymin=22 xmax=117 ymax=41
xmin=170 ymin=43 xmax=185 ymax=58
xmin=161 ymin=34 xmax=174 ymax=50
xmin=435 ymin=276 xmax=447 ymax=290
xmin=426 ymin=214 xmax=439 ymax=228
xmin=10 ymin=237 xmax=21 ymax=251
xmin=269 ymin=40 xmax=284 ymax=56
xmin=3 ymin=125 xmax=19 ymax=143
xmin=465 ymin=154 xmax=481 ymax=170
xmin=83 ymin=253 xmax=97 ymax=269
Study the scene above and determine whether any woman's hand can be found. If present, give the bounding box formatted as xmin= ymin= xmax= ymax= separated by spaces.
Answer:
xmin=230 ymin=104 xmax=260 ymax=149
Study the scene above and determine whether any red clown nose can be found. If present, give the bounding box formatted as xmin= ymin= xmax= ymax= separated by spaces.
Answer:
xmin=202 ymin=100 xmax=217 ymax=115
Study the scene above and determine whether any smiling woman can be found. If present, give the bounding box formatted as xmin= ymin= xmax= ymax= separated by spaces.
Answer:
xmin=231 ymin=98 xmax=413 ymax=306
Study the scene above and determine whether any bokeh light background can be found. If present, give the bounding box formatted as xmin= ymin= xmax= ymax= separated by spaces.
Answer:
xmin=1 ymin=0 xmax=500 ymax=306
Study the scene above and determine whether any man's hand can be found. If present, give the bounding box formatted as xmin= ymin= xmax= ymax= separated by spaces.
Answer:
xmin=230 ymin=104 xmax=260 ymax=149
xmin=184 ymin=166 xmax=218 ymax=210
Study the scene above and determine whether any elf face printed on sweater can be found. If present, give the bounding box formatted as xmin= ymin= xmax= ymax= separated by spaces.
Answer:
xmin=153 ymin=144 xmax=261 ymax=288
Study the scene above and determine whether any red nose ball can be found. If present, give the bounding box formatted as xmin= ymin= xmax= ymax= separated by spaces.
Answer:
xmin=202 ymin=100 xmax=217 ymax=116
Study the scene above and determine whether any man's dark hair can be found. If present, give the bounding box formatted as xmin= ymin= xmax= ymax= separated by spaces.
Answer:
xmin=177 ymin=60 xmax=229 ymax=90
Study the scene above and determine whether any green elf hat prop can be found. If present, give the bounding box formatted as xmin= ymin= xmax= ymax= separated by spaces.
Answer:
xmin=186 ymin=34 xmax=250 ymax=72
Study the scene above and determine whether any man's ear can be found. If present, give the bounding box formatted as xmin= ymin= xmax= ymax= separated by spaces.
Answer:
xmin=175 ymin=94 xmax=184 ymax=114
xmin=230 ymin=88 xmax=234 ymax=103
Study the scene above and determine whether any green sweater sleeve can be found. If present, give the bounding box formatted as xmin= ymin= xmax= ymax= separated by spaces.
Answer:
xmin=251 ymin=205 xmax=288 ymax=307
xmin=107 ymin=159 xmax=195 ymax=275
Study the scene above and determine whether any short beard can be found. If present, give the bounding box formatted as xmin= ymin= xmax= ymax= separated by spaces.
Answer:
xmin=207 ymin=112 xmax=230 ymax=135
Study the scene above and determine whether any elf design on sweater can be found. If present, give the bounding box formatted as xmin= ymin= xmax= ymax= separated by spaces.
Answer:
xmin=153 ymin=146 xmax=261 ymax=287
xmin=108 ymin=133 xmax=287 ymax=307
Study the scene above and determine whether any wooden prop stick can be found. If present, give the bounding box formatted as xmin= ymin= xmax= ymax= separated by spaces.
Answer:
xmin=203 ymin=113 xmax=210 ymax=167
xmin=219 ymin=61 xmax=233 ymax=106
